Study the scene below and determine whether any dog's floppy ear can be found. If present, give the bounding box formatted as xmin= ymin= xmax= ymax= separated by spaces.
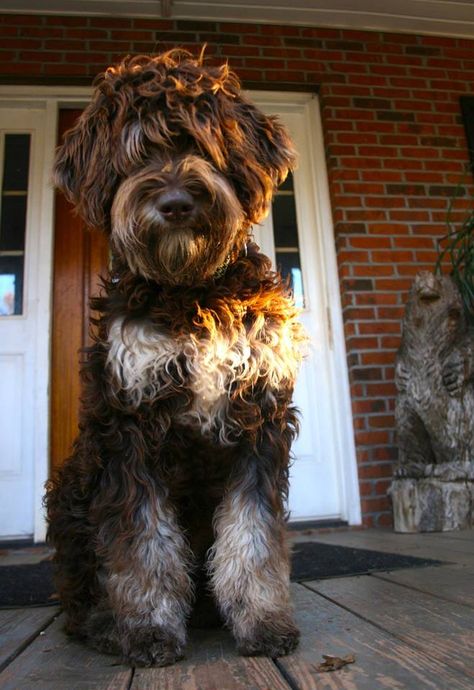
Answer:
xmin=241 ymin=102 xmax=297 ymax=187
xmin=227 ymin=99 xmax=297 ymax=225
xmin=53 ymin=101 xmax=118 ymax=231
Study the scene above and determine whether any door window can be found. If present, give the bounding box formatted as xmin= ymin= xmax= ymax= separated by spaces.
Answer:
xmin=0 ymin=133 xmax=31 ymax=316
xmin=272 ymin=172 xmax=305 ymax=308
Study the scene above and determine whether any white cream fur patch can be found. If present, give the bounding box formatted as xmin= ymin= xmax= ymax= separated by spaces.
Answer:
xmin=104 ymin=495 xmax=192 ymax=641
xmin=209 ymin=485 xmax=291 ymax=636
xmin=107 ymin=313 xmax=302 ymax=443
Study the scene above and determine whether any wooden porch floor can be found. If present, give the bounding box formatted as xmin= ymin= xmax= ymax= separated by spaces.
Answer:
xmin=1 ymin=528 xmax=473 ymax=689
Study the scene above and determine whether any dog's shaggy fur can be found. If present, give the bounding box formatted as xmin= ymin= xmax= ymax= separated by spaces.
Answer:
xmin=45 ymin=50 xmax=305 ymax=667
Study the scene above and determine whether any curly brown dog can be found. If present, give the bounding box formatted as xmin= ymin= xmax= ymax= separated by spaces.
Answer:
xmin=45 ymin=49 xmax=305 ymax=667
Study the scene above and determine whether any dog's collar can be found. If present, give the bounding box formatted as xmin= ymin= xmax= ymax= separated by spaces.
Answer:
xmin=212 ymin=243 xmax=248 ymax=281
xmin=212 ymin=253 xmax=232 ymax=280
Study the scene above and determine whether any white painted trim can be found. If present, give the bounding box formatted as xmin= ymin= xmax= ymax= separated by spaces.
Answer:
xmin=0 ymin=105 xmax=51 ymax=539
xmin=0 ymin=85 xmax=360 ymax=538
xmin=0 ymin=0 xmax=473 ymax=39
xmin=0 ymin=85 xmax=92 ymax=102
xmin=250 ymin=90 xmax=361 ymax=525
xmin=0 ymin=98 xmax=59 ymax=542
xmin=306 ymin=97 xmax=361 ymax=525
xmin=33 ymin=100 xmax=58 ymax=542
xmin=0 ymin=88 xmax=92 ymax=542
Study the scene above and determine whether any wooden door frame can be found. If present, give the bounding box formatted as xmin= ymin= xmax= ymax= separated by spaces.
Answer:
xmin=50 ymin=109 xmax=110 ymax=482
xmin=0 ymin=85 xmax=360 ymax=541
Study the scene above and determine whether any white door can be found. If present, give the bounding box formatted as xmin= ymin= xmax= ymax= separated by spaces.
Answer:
xmin=0 ymin=108 xmax=46 ymax=539
xmin=253 ymin=94 xmax=360 ymax=523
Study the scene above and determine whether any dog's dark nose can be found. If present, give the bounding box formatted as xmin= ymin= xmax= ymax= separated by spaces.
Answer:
xmin=157 ymin=189 xmax=195 ymax=222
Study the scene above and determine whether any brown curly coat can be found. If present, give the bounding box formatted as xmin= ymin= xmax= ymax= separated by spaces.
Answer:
xmin=45 ymin=49 xmax=304 ymax=667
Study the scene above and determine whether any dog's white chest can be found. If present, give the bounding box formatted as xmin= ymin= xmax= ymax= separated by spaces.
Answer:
xmin=107 ymin=315 xmax=300 ymax=442
xmin=106 ymin=318 xmax=246 ymax=436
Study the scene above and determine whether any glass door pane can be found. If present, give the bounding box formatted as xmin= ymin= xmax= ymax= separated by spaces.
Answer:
xmin=272 ymin=172 xmax=304 ymax=308
xmin=0 ymin=133 xmax=31 ymax=316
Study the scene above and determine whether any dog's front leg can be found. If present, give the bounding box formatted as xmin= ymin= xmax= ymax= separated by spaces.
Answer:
xmin=94 ymin=476 xmax=193 ymax=667
xmin=209 ymin=422 xmax=299 ymax=657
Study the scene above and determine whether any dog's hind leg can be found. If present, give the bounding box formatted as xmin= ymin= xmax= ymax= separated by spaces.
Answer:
xmin=45 ymin=428 xmax=102 ymax=639
xmin=209 ymin=421 xmax=300 ymax=657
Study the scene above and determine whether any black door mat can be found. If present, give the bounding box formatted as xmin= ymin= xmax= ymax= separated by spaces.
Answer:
xmin=291 ymin=541 xmax=443 ymax=581
xmin=0 ymin=542 xmax=444 ymax=608
xmin=0 ymin=560 xmax=58 ymax=608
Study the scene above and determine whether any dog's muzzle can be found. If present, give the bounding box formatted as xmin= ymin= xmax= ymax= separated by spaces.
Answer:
xmin=110 ymin=154 xmax=246 ymax=284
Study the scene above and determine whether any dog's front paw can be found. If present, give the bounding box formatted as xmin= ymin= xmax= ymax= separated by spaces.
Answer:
xmin=238 ymin=619 xmax=300 ymax=658
xmin=122 ymin=627 xmax=184 ymax=667
xmin=84 ymin=609 xmax=122 ymax=656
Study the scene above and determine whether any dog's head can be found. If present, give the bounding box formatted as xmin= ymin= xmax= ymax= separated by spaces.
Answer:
xmin=54 ymin=50 xmax=296 ymax=285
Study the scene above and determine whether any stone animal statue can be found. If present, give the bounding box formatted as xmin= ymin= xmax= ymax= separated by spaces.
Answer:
xmin=395 ymin=271 xmax=474 ymax=474
xmin=392 ymin=271 xmax=474 ymax=531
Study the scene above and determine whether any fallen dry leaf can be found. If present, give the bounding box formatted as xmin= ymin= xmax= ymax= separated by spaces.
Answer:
xmin=314 ymin=653 xmax=356 ymax=672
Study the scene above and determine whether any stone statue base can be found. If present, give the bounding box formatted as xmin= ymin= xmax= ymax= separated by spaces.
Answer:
xmin=390 ymin=462 xmax=474 ymax=533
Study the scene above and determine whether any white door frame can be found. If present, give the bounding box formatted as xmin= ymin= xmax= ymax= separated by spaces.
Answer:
xmin=0 ymin=93 xmax=58 ymax=542
xmin=250 ymin=91 xmax=360 ymax=525
xmin=0 ymin=85 xmax=361 ymax=541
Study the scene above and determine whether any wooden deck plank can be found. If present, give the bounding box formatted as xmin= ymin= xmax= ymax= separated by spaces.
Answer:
xmin=374 ymin=565 xmax=474 ymax=608
xmin=0 ymin=607 xmax=57 ymax=672
xmin=132 ymin=627 xmax=291 ymax=690
xmin=304 ymin=529 xmax=474 ymax=566
xmin=2 ymin=531 xmax=473 ymax=689
xmin=419 ymin=531 xmax=474 ymax=548
xmin=306 ymin=575 xmax=474 ymax=679
xmin=431 ymin=531 xmax=474 ymax=543
xmin=276 ymin=584 xmax=474 ymax=690
xmin=0 ymin=613 xmax=131 ymax=690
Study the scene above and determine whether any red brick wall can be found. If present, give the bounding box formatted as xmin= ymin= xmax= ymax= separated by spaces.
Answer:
xmin=1 ymin=13 xmax=473 ymax=526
